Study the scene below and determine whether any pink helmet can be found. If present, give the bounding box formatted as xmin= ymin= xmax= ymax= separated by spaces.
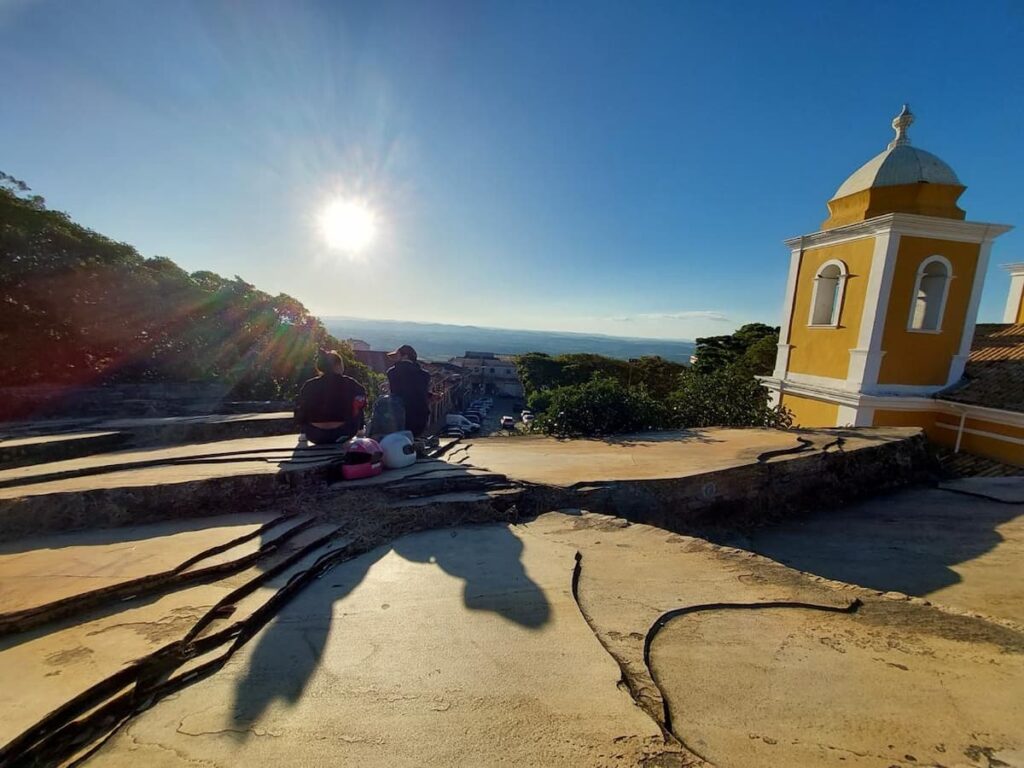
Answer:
xmin=342 ymin=437 xmax=384 ymax=480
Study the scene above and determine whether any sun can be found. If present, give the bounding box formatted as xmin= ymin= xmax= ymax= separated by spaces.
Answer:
xmin=318 ymin=198 xmax=377 ymax=253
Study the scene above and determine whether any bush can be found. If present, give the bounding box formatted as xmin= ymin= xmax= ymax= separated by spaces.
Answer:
xmin=668 ymin=367 xmax=791 ymax=429
xmin=533 ymin=376 xmax=671 ymax=437
xmin=530 ymin=366 xmax=790 ymax=437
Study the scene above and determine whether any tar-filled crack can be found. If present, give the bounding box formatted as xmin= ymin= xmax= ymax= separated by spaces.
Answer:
xmin=756 ymin=436 xmax=814 ymax=463
xmin=570 ymin=551 xmax=694 ymax=767
xmin=571 ymin=549 xmax=865 ymax=768
xmin=642 ymin=597 xmax=861 ymax=765
xmin=0 ymin=513 xmax=316 ymax=636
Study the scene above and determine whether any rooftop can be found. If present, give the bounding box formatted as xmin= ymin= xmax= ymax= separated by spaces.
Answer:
xmin=940 ymin=323 xmax=1024 ymax=413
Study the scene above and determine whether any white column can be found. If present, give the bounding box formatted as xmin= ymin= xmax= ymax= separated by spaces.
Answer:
xmin=1004 ymin=263 xmax=1024 ymax=323
xmin=772 ymin=243 xmax=803 ymax=378
xmin=847 ymin=229 xmax=900 ymax=391
xmin=948 ymin=239 xmax=995 ymax=386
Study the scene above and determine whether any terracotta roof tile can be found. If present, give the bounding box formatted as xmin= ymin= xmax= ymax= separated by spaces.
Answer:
xmin=938 ymin=324 xmax=1024 ymax=413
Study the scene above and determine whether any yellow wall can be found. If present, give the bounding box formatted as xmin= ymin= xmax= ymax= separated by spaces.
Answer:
xmin=787 ymin=237 xmax=875 ymax=380
xmin=877 ymin=236 xmax=980 ymax=386
xmin=780 ymin=393 xmax=839 ymax=428
xmin=822 ymin=183 xmax=965 ymax=229
xmin=872 ymin=408 xmax=941 ymax=440
xmin=874 ymin=408 xmax=1024 ymax=467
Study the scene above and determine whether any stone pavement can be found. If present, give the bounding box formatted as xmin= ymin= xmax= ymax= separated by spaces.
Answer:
xmin=723 ymin=478 xmax=1024 ymax=625
xmin=447 ymin=428 xmax=915 ymax=487
xmin=78 ymin=509 xmax=1024 ymax=768
xmin=2 ymin=426 xmax=1020 ymax=767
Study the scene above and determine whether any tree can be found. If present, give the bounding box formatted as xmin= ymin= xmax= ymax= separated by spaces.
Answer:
xmin=668 ymin=367 xmax=791 ymax=429
xmin=0 ymin=173 xmax=379 ymax=416
xmin=693 ymin=323 xmax=779 ymax=374
xmin=533 ymin=376 xmax=670 ymax=437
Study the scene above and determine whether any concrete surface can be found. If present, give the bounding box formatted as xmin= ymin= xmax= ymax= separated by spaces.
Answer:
xmin=652 ymin=601 xmax=1024 ymax=768
xmin=35 ymin=506 xmax=1016 ymax=768
xmin=724 ymin=484 xmax=1024 ymax=625
xmin=940 ymin=475 xmax=1024 ymax=503
xmin=450 ymin=427 xmax=917 ymax=487
xmin=0 ymin=435 xmax=341 ymax=499
xmin=0 ymin=512 xmax=278 ymax=615
xmin=87 ymin=525 xmax=669 ymax=767
xmin=0 ymin=522 xmax=343 ymax=749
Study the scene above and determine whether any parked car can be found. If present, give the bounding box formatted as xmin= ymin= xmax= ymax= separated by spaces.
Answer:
xmin=500 ymin=416 xmax=516 ymax=430
xmin=443 ymin=426 xmax=465 ymax=438
xmin=522 ymin=413 xmax=535 ymax=427
xmin=521 ymin=410 xmax=534 ymax=420
xmin=464 ymin=413 xmax=483 ymax=424
xmin=446 ymin=414 xmax=480 ymax=432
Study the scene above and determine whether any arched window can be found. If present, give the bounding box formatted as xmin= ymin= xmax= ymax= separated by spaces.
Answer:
xmin=909 ymin=256 xmax=952 ymax=332
xmin=808 ymin=260 xmax=847 ymax=327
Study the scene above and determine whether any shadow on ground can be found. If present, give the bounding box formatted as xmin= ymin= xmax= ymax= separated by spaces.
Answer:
xmin=714 ymin=486 xmax=1023 ymax=599
xmin=230 ymin=524 xmax=549 ymax=729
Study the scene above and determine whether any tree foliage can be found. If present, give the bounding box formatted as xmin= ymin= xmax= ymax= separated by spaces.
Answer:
xmin=693 ymin=322 xmax=779 ymax=375
xmin=0 ymin=176 xmax=375 ymax=401
xmin=515 ymin=352 xmax=685 ymax=398
xmin=518 ymin=327 xmax=789 ymax=437
xmin=532 ymin=376 xmax=670 ymax=437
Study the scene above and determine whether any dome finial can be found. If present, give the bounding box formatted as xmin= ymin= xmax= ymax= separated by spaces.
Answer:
xmin=888 ymin=104 xmax=913 ymax=149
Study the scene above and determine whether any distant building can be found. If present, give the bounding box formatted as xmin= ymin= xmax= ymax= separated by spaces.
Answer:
xmin=760 ymin=105 xmax=1021 ymax=466
xmin=451 ymin=352 xmax=524 ymax=399
xmin=347 ymin=339 xmax=371 ymax=352
xmin=352 ymin=349 xmax=389 ymax=374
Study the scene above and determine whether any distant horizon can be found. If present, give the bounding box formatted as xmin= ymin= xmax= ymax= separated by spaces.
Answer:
xmin=321 ymin=315 xmax=698 ymax=364
xmin=320 ymin=313 xmax=707 ymax=345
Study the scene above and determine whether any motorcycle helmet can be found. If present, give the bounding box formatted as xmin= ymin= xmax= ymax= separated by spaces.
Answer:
xmin=380 ymin=431 xmax=417 ymax=470
xmin=341 ymin=437 xmax=384 ymax=480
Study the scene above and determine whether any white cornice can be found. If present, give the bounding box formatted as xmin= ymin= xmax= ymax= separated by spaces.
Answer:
xmin=759 ymin=375 xmax=1024 ymax=428
xmin=784 ymin=213 xmax=1013 ymax=251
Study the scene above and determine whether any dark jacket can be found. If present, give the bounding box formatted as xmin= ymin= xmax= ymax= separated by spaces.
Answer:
xmin=386 ymin=359 xmax=431 ymax=431
xmin=294 ymin=373 xmax=367 ymax=432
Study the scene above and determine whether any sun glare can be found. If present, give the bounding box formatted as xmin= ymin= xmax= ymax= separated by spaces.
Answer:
xmin=318 ymin=198 xmax=377 ymax=253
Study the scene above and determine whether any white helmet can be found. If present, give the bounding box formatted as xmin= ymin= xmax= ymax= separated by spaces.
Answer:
xmin=380 ymin=431 xmax=417 ymax=469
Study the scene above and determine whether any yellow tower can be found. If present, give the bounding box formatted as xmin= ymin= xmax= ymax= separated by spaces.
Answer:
xmin=762 ymin=106 xmax=1012 ymax=428
xmin=1004 ymin=263 xmax=1024 ymax=323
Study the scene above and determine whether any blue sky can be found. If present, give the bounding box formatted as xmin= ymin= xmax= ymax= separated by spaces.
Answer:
xmin=2 ymin=0 xmax=1022 ymax=340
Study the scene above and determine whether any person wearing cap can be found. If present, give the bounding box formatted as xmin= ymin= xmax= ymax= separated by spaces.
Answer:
xmin=386 ymin=344 xmax=432 ymax=436
xmin=295 ymin=349 xmax=367 ymax=445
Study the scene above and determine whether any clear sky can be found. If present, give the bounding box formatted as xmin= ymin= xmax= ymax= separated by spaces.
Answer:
xmin=2 ymin=0 xmax=1022 ymax=340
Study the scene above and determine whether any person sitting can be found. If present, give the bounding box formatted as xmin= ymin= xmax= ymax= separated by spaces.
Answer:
xmin=295 ymin=349 xmax=367 ymax=445
xmin=385 ymin=344 xmax=432 ymax=437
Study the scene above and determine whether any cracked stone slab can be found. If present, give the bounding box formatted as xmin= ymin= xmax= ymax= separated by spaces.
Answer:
xmin=0 ymin=512 xmax=279 ymax=616
xmin=939 ymin=475 xmax=1024 ymax=504
xmin=649 ymin=600 xmax=1024 ymax=768
xmin=0 ymin=523 xmax=343 ymax=751
xmin=519 ymin=511 xmax=855 ymax=743
xmin=0 ymin=435 xmax=344 ymax=500
xmin=730 ymin=486 xmax=1024 ymax=625
xmin=450 ymin=428 xmax=919 ymax=487
xmin=88 ymin=524 xmax=669 ymax=767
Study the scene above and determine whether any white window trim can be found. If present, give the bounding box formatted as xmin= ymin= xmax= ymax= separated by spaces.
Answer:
xmin=906 ymin=254 xmax=954 ymax=334
xmin=807 ymin=259 xmax=849 ymax=328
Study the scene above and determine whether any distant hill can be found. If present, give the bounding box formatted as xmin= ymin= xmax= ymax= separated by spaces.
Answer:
xmin=323 ymin=316 xmax=696 ymax=364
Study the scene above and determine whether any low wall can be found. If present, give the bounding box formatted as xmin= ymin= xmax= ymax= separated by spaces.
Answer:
xmin=0 ymin=382 xmax=233 ymax=421
xmin=525 ymin=431 xmax=937 ymax=532
xmin=0 ymin=429 xmax=937 ymax=542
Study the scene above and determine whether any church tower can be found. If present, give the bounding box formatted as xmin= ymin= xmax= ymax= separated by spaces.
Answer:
xmin=763 ymin=106 xmax=1012 ymax=427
